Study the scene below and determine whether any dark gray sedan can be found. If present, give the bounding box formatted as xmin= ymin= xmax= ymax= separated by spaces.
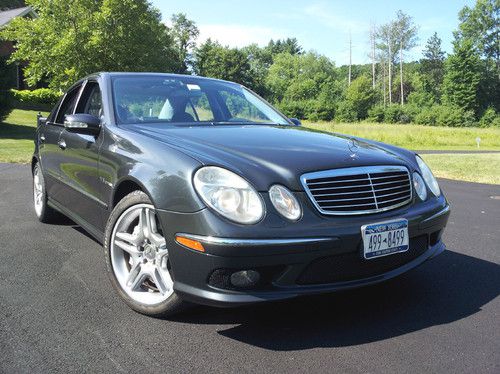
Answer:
xmin=32 ymin=72 xmax=450 ymax=316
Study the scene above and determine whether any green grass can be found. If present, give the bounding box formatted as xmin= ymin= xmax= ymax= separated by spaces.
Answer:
xmin=421 ymin=153 xmax=500 ymax=185
xmin=0 ymin=109 xmax=48 ymax=163
xmin=304 ymin=121 xmax=500 ymax=151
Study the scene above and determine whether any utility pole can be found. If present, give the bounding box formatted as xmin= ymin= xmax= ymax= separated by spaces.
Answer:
xmin=348 ymin=31 xmax=352 ymax=86
xmin=383 ymin=59 xmax=387 ymax=107
xmin=388 ymin=36 xmax=392 ymax=104
xmin=400 ymin=40 xmax=404 ymax=106
xmin=371 ymin=25 xmax=376 ymax=89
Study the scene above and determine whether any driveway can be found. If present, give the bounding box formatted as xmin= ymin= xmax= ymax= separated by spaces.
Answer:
xmin=0 ymin=163 xmax=499 ymax=373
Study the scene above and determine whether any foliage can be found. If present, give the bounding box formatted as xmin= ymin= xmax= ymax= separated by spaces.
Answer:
xmin=456 ymin=0 xmax=499 ymax=73
xmin=344 ymin=75 xmax=378 ymax=120
xmin=414 ymin=105 xmax=476 ymax=127
xmin=442 ymin=38 xmax=481 ymax=114
xmin=0 ymin=0 xmax=177 ymax=90
xmin=170 ymin=13 xmax=199 ymax=73
xmin=420 ymin=32 xmax=446 ymax=101
xmin=479 ymin=107 xmax=500 ymax=127
xmin=193 ymin=39 xmax=253 ymax=86
xmin=1 ymin=1 xmax=497 ymax=128
xmin=10 ymin=88 xmax=60 ymax=109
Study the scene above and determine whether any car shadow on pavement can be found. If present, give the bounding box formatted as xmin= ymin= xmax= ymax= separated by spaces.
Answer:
xmin=173 ymin=250 xmax=500 ymax=350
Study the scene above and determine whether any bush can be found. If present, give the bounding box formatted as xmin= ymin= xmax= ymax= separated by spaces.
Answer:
xmin=367 ymin=105 xmax=385 ymax=123
xmin=384 ymin=105 xmax=410 ymax=124
xmin=479 ymin=107 xmax=498 ymax=127
xmin=10 ymin=88 xmax=61 ymax=110
xmin=414 ymin=105 xmax=477 ymax=127
xmin=336 ymin=101 xmax=357 ymax=122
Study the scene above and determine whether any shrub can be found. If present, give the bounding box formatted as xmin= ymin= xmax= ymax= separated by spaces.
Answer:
xmin=479 ymin=107 xmax=498 ymax=127
xmin=277 ymin=99 xmax=306 ymax=120
xmin=10 ymin=88 xmax=61 ymax=110
xmin=384 ymin=105 xmax=404 ymax=123
xmin=367 ymin=105 xmax=385 ymax=123
xmin=436 ymin=105 xmax=476 ymax=127
xmin=415 ymin=106 xmax=438 ymax=125
xmin=414 ymin=105 xmax=477 ymax=127
xmin=336 ymin=101 xmax=357 ymax=122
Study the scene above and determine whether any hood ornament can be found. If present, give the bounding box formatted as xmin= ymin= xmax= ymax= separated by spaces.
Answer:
xmin=348 ymin=138 xmax=359 ymax=159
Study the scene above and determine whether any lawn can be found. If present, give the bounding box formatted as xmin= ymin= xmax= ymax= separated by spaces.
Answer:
xmin=1 ymin=109 xmax=499 ymax=184
xmin=421 ymin=153 xmax=500 ymax=185
xmin=304 ymin=121 xmax=500 ymax=151
xmin=0 ymin=109 xmax=48 ymax=163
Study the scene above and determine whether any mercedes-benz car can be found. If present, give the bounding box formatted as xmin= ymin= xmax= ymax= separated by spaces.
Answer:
xmin=32 ymin=72 xmax=450 ymax=316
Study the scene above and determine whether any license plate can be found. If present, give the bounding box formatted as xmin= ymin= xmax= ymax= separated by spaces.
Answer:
xmin=361 ymin=219 xmax=409 ymax=259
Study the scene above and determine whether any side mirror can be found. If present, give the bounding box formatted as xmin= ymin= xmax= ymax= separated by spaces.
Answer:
xmin=289 ymin=118 xmax=302 ymax=126
xmin=37 ymin=112 xmax=47 ymax=127
xmin=64 ymin=113 xmax=101 ymax=135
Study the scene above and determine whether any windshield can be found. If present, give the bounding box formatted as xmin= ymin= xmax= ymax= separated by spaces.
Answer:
xmin=111 ymin=76 xmax=290 ymax=126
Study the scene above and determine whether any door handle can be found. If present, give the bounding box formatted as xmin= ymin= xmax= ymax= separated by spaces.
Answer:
xmin=40 ymin=134 xmax=46 ymax=142
xmin=58 ymin=139 xmax=67 ymax=150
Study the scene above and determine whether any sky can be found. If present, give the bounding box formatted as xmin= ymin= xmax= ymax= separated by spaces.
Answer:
xmin=152 ymin=0 xmax=476 ymax=66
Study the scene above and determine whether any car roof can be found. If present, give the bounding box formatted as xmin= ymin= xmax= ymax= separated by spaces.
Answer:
xmin=86 ymin=72 xmax=238 ymax=85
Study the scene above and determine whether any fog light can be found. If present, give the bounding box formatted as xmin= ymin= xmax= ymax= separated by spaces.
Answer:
xmin=230 ymin=270 xmax=260 ymax=288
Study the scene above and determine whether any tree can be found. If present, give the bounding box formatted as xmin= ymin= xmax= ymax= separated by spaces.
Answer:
xmin=193 ymin=39 xmax=253 ymax=86
xmin=442 ymin=38 xmax=481 ymax=114
xmin=420 ymin=32 xmax=446 ymax=102
xmin=344 ymin=75 xmax=378 ymax=120
xmin=376 ymin=10 xmax=418 ymax=106
xmin=266 ymin=38 xmax=303 ymax=56
xmin=170 ymin=13 xmax=199 ymax=73
xmin=1 ymin=0 xmax=177 ymax=89
xmin=455 ymin=0 xmax=500 ymax=113
xmin=394 ymin=11 xmax=418 ymax=105
xmin=456 ymin=0 xmax=499 ymax=78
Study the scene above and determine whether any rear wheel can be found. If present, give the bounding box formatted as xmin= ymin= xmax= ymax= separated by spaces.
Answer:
xmin=104 ymin=191 xmax=188 ymax=317
xmin=33 ymin=162 xmax=58 ymax=223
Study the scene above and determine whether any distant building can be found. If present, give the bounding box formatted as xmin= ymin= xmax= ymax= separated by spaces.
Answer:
xmin=0 ymin=6 xmax=37 ymax=89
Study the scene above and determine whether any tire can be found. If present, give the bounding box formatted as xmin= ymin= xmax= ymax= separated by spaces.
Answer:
xmin=33 ymin=162 xmax=58 ymax=223
xmin=104 ymin=190 xmax=188 ymax=317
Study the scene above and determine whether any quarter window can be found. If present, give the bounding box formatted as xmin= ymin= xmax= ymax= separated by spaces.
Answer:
xmin=76 ymin=82 xmax=103 ymax=117
xmin=55 ymin=86 xmax=81 ymax=123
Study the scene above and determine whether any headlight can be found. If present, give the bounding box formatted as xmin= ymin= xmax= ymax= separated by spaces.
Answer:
xmin=416 ymin=156 xmax=440 ymax=196
xmin=193 ymin=166 xmax=264 ymax=224
xmin=413 ymin=172 xmax=428 ymax=201
xmin=269 ymin=184 xmax=301 ymax=221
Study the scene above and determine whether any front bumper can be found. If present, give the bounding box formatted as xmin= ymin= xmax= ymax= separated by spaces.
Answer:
xmin=157 ymin=196 xmax=450 ymax=307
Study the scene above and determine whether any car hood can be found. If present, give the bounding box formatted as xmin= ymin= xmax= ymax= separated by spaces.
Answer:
xmin=127 ymin=124 xmax=415 ymax=191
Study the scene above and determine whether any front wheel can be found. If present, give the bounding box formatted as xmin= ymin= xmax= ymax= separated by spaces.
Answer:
xmin=104 ymin=191 xmax=188 ymax=317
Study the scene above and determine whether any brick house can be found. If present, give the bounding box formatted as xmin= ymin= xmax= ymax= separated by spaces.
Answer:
xmin=0 ymin=6 xmax=37 ymax=89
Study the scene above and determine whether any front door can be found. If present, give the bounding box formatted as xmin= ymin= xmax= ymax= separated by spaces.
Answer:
xmin=56 ymin=80 xmax=106 ymax=231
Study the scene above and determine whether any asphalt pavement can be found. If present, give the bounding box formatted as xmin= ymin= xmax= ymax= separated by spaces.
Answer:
xmin=0 ymin=163 xmax=499 ymax=373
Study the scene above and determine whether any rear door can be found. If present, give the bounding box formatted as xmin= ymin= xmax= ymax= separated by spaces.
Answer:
xmin=39 ymin=85 xmax=82 ymax=199
xmin=56 ymin=80 xmax=106 ymax=231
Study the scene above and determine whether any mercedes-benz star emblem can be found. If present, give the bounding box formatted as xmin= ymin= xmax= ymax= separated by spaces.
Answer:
xmin=348 ymin=138 xmax=359 ymax=159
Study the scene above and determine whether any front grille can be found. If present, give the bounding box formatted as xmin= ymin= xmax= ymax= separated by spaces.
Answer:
xmin=301 ymin=165 xmax=412 ymax=215
xmin=296 ymin=235 xmax=429 ymax=285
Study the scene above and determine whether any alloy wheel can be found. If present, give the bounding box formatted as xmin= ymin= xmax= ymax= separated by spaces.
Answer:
xmin=110 ymin=203 xmax=174 ymax=305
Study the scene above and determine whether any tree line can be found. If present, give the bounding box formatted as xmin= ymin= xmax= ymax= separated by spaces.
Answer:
xmin=1 ymin=0 xmax=499 ymax=127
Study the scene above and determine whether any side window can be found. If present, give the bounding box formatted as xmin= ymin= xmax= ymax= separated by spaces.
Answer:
xmin=55 ymin=86 xmax=81 ymax=123
xmin=188 ymin=93 xmax=214 ymax=121
xmin=76 ymin=82 xmax=103 ymax=117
